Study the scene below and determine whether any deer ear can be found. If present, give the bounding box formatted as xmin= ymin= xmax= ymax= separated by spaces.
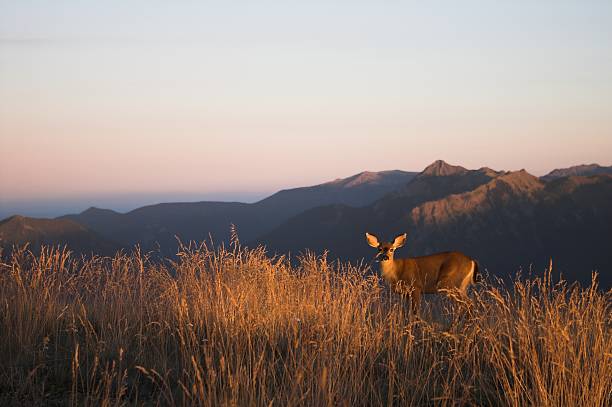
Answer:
xmin=365 ymin=232 xmax=380 ymax=248
xmin=392 ymin=233 xmax=407 ymax=249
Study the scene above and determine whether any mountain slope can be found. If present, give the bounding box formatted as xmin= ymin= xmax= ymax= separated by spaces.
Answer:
xmin=62 ymin=169 xmax=417 ymax=254
xmin=258 ymin=160 xmax=501 ymax=258
xmin=253 ymin=170 xmax=416 ymax=218
xmin=541 ymin=164 xmax=612 ymax=181
xmin=63 ymin=202 xmax=257 ymax=252
xmin=420 ymin=160 xmax=468 ymax=177
xmin=404 ymin=171 xmax=547 ymax=264
xmin=10 ymin=161 xmax=611 ymax=286
xmin=372 ymin=161 xmax=501 ymax=226
xmin=258 ymin=166 xmax=612 ymax=286
xmin=405 ymin=173 xmax=612 ymax=284
xmin=409 ymin=170 xmax=543 ymax=230
xmin=0 ymin=215 xmax=120 ymax=255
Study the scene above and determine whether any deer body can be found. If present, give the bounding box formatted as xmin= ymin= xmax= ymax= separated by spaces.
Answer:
xmin=366 ymin=233 xmax=478 ymax=311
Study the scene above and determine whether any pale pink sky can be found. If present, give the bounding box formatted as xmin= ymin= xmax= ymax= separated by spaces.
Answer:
xmin=1 ymin=1 xmax=612 ymax=207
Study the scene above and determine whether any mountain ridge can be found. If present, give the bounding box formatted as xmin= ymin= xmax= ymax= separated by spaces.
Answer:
xmin=257 ymin=163 xmax=612 ymax=287
xmin=2 ymin=160 xmax=610 ymax=287
xmin=0 ymin=215 xmax=119 ymax=255
xmin=542 ymin=163 xmax=612 ymax=181
xmin=55 ymin=169 xmax=417 ymax=255
xmin=420 ymin=160 xmax=468 ymax=177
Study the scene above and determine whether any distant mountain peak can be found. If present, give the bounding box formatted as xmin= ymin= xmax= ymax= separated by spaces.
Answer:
xmin=407 ymin=169 xmax=544 ymax=229
xmin=0 ymin=215 xmax=120 ymax=255
xmin=542 ymin=163 xmax=612 ymax=181
xmin=3 ymin=214 xmax=25 ymax=222
xmin=82 ymin=207 xmax=101 ymax=215
xmin=499 ymin=168 xmax=535 ymax=180
xmin=478 ymin=167 xmax=505 ymax=177
xmin=488 ymin=170 xmax=544 ymax=195
xmin=80 ymin=206 xmax=119 ymax=216
xmin=550 ymin=163 xmax=600 ymax=174
xmin=342 ymin=171 xmax=383 ymax=187
xmin=1 ymin=216 xmax=84 ymax=240
xmin=325 ymin=170 xmax=415 ymax=188
xmin=0 ymin=215 xmax=41 ymax=229
xmin=420 ymin=160 xmax=468 ymax=177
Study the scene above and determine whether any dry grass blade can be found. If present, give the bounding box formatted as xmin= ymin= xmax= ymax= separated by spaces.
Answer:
xmin=0 ymin=244 xmax=610 ymax=406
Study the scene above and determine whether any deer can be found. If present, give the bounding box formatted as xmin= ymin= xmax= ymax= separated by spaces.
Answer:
xmin=365 ymin=232 xmax=478 ymax=313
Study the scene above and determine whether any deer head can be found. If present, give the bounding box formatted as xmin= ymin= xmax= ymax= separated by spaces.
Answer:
xmin=365 ymin=232 xmax=406 ymax=262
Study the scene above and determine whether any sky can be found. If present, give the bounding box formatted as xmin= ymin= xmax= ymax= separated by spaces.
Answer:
xmin=1 ymin=1 xmax=612 ymax=217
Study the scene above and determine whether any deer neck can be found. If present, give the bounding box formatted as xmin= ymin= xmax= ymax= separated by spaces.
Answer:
xmin=379 ymin=258 xmax=400 ymax=283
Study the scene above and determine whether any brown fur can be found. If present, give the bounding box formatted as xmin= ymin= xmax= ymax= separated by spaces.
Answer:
xmin=366 ymin=232 xmax=477 ymax=312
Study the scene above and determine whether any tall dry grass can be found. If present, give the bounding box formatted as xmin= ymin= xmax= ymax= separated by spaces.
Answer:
xmin=0 ymin=241 xmax=610 ymax=406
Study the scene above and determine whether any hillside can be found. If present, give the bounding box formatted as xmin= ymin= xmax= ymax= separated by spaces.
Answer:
xmin=371 ymin=161 xmax=501 ymax=224
xmin=408 ymin=170 xmax=543 ymax=230
xmin=61 ymin=169 xmax=416 ymax=254
xmin=6 ymin=160 xmax=612 ymax=287
xmin=255 ymin=170 xmax=416 ymax=218
xmin=259 ymin=164 xmax=612 ymax=286
xmin=258 ymin=160 xmax=505 ymax=257
xmin=1 ymin=245 xmax=609 ymax=405
xmin=541 ymin=163 xmax=612 ymax=181
xmin=0 ymin=215 xmax=119 ymax=255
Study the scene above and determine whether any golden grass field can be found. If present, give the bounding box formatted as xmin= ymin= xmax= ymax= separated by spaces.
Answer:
xmin=0 ymin=240 xmax=610 ymax=406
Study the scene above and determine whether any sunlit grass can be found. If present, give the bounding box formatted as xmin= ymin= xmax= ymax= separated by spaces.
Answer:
xmin=0 ymin=241 xmax=610 ymax=406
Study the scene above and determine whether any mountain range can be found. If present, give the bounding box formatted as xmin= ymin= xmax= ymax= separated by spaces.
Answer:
xmin=1 ymin=161 xmax=611 ymax=287
xmin=0 ymin=215 xmax=119 ymax=256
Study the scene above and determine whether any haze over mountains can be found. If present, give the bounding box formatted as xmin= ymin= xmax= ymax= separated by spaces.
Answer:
xmin=1 ymin=161 xmax=611 ymax=287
